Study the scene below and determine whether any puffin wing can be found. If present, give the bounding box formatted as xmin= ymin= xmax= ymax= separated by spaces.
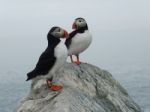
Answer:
xmin=26 ymin=49 xmax=56 ymax=81
xmin=65 ymin=31 xmax=77 ymax=48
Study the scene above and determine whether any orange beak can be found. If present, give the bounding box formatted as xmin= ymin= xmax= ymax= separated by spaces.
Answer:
xmin=63 ymin=30 xmax=69 ymax=38
xmin=72 ymin=22 xmax=77 ymax=29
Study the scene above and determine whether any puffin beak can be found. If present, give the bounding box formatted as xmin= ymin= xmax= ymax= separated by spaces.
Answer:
xmin=72 ymin=22 xmax=77 ymax=29
xmin=63 ymin=30 xmax=69 ymax=38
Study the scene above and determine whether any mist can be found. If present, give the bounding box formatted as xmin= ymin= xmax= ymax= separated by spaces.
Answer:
xmin=0 ymin=0 xmax=150 ymax=73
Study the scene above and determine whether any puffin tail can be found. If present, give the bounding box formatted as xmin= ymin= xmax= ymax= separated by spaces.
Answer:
xmin=26 ymin=70 xmax=37 ymax=81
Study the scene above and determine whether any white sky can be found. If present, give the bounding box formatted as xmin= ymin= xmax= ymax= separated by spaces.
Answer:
xmin=0 ymin=0 xmax=150 ymax=72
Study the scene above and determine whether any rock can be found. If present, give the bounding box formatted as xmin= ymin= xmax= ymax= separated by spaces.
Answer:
xmin=17 ymin=63 xmax=142 ymax=112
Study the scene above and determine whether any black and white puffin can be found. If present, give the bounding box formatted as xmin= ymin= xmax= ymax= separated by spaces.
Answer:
xmin=65 ymin=18 xmax=92 ymax=64
xmin=26 ymin=26 xmax=68 ymax=91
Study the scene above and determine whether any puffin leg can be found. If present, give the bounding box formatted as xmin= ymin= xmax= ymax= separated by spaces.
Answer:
xmin=70 ymin=55 xmax=74 ymax=63
xmin=74 ymin=55 xmax=81 ymax=65
xmin=46 ymin=79 xmax=63 ymax=91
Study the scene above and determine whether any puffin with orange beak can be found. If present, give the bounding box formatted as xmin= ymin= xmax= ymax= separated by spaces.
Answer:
xmin=65 ymin=18 xmax=92 ymax=64
xmin=26 ymin=26 xmax=69 ymax=91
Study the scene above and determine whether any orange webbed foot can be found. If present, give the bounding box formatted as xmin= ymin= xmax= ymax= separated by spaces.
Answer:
xmin=74 ymin=61 xmax=81 ymax=65
xmin=46 ymin=80 xmax=63 ymax=91
xmin=50 ymin=85 xmax=63 ymax=91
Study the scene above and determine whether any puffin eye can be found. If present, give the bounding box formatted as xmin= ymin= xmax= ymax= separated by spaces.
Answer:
xmin=79 ymin=20 xmax=82 ymax=22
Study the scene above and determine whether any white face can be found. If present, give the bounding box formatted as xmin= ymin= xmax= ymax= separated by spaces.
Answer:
xmin=75 ymin=18 xmax=87 ymax=29
xmin=51 ymin=27 xmax=65 ymax=38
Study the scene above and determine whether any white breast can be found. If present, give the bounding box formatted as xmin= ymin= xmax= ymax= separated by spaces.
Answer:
xmin=68 ymin=30 xmax=92 ymax=55
xmin=49 ymin=41 xmax=68 ymax=74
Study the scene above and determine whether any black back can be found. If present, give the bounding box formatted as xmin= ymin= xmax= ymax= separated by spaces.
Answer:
xmin=26 ymin=34 xmax=60 ymax=81
xmin=65 ymin=25 xmax=88 ymax=49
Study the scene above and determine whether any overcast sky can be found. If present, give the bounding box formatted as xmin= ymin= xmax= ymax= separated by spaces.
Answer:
xmin=0 ymin=0 xmax=150 ymax=72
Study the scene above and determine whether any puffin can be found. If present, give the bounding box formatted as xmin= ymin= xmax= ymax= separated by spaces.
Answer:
xmin=65 ymin=17 xmax=92 ymax=64
xmin=26 ymin=26 xmax=69 ymax=91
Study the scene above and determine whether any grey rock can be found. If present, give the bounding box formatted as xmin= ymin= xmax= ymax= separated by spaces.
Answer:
xmin=17 ymin=63 xmax=142 ymax=112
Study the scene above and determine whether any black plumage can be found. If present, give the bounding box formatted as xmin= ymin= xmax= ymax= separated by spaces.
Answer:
xmin=65 ymin=25 xmax=88 ymax=49
xmin=26 ymin=30 xmax=60 ymax=81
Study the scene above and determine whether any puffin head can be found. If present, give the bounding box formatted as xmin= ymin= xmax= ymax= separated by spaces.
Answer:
xmin=48 ymin=26 xmax=69 ymax=39
xmin=72 ymin=17 xmax=88 ymax=30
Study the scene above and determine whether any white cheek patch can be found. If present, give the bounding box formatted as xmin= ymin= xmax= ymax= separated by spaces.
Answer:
xmin=77 ymin=21 xmax=86 ymax=28
xmin=56 ymin=33 xmax=61 ymax=37
xmin=80 ymin=22 xmax=86 ymax=27
xmin=51 ymin=32 xmax=60 ymax=38
xmin=51 ymin=32 xmax=56 ymax=36
xmin=51 ymin=32 xmax=55 ymax=36
xmin=60 ymin=31 xmax=64 ymax=37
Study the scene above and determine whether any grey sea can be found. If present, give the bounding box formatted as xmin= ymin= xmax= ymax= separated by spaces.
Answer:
xmin=0 ymin=63 xmax=149 ymax=112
